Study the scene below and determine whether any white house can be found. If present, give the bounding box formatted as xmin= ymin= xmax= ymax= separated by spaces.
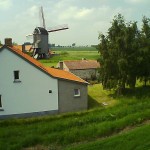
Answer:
xmin=0 ymin=39 xmax=88 ymax=119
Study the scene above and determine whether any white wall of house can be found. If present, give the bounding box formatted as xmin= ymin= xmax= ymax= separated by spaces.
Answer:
xmin=0 ymin=48 xmax=58 ymax=116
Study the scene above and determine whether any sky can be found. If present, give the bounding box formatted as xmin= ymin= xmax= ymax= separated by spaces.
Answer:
xmin=0 ymin=0 xmax=149 ymax=46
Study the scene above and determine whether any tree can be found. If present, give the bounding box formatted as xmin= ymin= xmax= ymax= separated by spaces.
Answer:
xmin=72 ymin=43 xmax=76 ymax=47
xmin=98 ymin=14 xmax=140 ymax=93
xmin=137 ymin=16 xmax=150 ymax=86
xmin=13 ymin=42 xmax=18 ymax=46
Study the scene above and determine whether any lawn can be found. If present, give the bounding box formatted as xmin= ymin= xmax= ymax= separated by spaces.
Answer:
xmin=0 ymin=84 xmax=150 ymax=150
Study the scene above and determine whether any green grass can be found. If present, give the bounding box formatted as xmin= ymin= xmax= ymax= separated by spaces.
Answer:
xmin=66 ymin=123 xmax=150 ymax=150
xmin=39 ymin=50 xmax=99 ymax=67
xmin=51 ymin=46 xmax=97 ymax=51
xmin=0 ymin=84 xmax=150 ymax=150
xmin=88 ymin=84 xmax=117 ymax=108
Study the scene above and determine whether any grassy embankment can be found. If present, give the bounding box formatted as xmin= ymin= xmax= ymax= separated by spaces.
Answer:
xmin=39 ymin=47 xmax=99 ymax=67
xmin=67 ymin=122 xmax=150 ymax=150
xmin=0 ymin=84 xmax=150 ymax=150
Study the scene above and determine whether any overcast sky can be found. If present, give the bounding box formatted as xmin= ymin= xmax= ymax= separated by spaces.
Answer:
xmin=0 ymin=0 xmax=149 ymax=46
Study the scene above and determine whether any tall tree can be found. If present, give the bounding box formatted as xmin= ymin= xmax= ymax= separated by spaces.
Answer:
xmin=137 ymin=16 xmax=150 ymax=86
xmin=98 ymin=14 xmax=140 ymax=93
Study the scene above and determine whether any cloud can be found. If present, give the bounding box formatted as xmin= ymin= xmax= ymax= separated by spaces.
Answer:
xmin=75 ymin=8 xmax=94 ymax=19
xmin=125 ymin=0 xmax=149 ymax=4
xmin=0 ymin=0 xmax=12 ymax=10
xmin=57 ymin=7 xmax=94 ymax=21
xmin=15 ymin=5 xmax=39 ymax=24
xmin=26 ymin=5 xmax=39 ymax=17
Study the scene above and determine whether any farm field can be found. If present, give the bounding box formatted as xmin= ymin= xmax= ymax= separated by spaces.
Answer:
xmin=39 ymin=47 xmax=99 ymax=67
xmin=0 ymin=84 xmax=150 ymax=150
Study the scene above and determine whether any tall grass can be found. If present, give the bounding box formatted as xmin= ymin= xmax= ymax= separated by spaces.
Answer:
xmin=0 ymin=84 xmax=150 ymax=149
xmin=66 ymin=123 xmax=150 ymax=150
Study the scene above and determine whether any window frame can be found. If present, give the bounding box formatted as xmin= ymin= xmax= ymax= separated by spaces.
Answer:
xmin=74 ymin=89 xmax=80 ymax=97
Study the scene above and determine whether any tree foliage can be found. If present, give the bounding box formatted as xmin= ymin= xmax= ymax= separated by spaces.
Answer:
xmin=137 ymin=17 xmax=150 ymax=86
xmin=98 ymin=14 xmax=150 ymax=93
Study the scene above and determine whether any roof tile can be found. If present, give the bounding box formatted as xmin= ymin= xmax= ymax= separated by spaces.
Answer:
xmin=64 ymin=60 xmax=100 ymax=70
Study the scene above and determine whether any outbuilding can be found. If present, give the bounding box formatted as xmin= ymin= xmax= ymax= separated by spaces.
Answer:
xmin=57 ymin=60 xmax=100 ymax=80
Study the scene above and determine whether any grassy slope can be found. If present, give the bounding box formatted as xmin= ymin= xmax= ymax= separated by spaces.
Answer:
xmin=88 ymin=84 xmax=117 ymax=109
xmin=0 ymin=85 xmax=150 ymax=150
xmin=67 ymin=123 xmax=150 ymax=150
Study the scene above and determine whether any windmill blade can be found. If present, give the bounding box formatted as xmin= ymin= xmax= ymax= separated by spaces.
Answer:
xmin=47 ymin=24 xmax=69 ymax=32
xmin=39 ymin=6 xmax=46 ymax=29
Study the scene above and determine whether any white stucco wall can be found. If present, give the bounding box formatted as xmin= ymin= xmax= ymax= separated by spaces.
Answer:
xmin=0 ymin=48 xmax=58 ymax=116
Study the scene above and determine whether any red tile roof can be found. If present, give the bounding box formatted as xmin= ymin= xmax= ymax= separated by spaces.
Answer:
xmin=1 ymin=45 xmax=87 ymax=84
xmin=63 ymin=60 xmax=100 ymax=70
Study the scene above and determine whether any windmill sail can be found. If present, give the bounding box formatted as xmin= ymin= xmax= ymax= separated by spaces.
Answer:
xmin=47 ymin=24 xmax=69 ymax=32
xmin=39 ymin=6 xmax=46 ymax=29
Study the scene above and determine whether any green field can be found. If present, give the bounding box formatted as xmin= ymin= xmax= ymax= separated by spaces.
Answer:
xmin=0 ymin=84 xmax=150 ymax=150
xmin=51 ymin=46 xmax=97 ymax=51
xmin=39 ymin=47 xmax=99 ymax=67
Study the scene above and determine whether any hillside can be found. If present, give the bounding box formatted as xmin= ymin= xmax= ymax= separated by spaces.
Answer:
xmin=0 ymin=84 xmax=150 ymax=150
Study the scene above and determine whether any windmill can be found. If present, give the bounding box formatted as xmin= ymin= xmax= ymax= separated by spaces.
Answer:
xmin=26 ymin=6 xmax=69 ymax=59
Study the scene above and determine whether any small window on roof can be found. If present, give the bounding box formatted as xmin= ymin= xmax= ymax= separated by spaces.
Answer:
xmin=74 ymin=89 xmax=80 ymax=97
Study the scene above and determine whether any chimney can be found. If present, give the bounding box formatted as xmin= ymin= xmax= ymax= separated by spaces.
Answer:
xmin=5 ymin=38 xmax=12 ymax=47
xmin=59 ymin=61 xmax=64 ymax=70
xmin=22 ymin=44 xmax=26 ymax=53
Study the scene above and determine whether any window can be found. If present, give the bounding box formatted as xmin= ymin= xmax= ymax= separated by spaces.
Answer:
xmin=74 ymin=89 xmax=80 ymax=97
xmin=49 ymin=90 xmax=52 ymax=93
xmin=0 ymin=95 xmax=2 ymax=108
xmin=14 ymin=70 xmax=21 ymax=82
